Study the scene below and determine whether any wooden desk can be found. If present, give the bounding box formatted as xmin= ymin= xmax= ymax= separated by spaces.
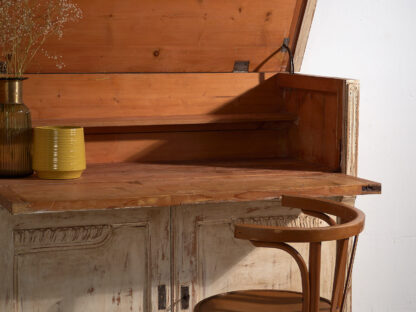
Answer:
xmin=0 ymin=0 xmax=382 ymax=310
xmin=0 ymin=71 xmax=382 ymax=311
xmin=0 ymin=71 xmax=381 ymax=312
xmin=0 ymin=159 xmax=380 ymax=311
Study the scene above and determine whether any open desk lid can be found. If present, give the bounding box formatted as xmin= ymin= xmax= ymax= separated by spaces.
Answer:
xmin=28 ymin=0 xmax=315 ymax=74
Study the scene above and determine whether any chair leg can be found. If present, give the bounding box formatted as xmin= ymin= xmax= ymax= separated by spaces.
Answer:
xmin=331 ymin=238 xmax=349 ymax=312
xmin=340 ymin=236 xmax=359 ymax=312
xmin=309 ymin=242 xmax=321 ymax=312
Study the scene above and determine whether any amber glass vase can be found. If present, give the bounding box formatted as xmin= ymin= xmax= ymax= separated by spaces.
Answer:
xmin=0 ymin=78 xmax=33 ymax=177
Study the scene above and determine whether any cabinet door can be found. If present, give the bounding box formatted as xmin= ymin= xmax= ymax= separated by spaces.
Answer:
xmin=173 ymin=200 xmax=337 ymax=312
xmin=11 ymin=207 xmax=170 ymax=312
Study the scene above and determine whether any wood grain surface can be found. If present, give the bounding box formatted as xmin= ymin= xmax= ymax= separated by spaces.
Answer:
xmin=25 ymin=73 xmax=292 ymax=163
xmin=26 ymin=0 xmax=308 ymax=73
xmin=277 ymin=73 xmax=346 ymax=171
xmin=25 ymin=73 xmax=282 ymax=121
xmin=0 ymin=159 xmax=381 ymax=215
xmin=32 ymin=113 xmax=297 ymax=128
xmin=83 ymin=129 xmax=291 ymax=163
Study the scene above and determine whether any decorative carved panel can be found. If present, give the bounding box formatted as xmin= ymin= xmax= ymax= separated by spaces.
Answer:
xmin=14 ymin=225 xmax=112 ymax=253
xmin=14 ymin=223 xmax=151 ymax=312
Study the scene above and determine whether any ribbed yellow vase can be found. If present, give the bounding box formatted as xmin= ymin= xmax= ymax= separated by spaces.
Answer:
xmin=33 ymin=126 xmax=86 ymax=179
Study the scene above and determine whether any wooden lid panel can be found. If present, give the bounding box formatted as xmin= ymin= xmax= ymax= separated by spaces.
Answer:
xmin=27 ymin=0 xmax=307 ymax=73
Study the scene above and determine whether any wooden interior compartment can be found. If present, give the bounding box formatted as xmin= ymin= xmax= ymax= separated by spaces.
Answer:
xmin=27 ymin=72 xmax=347 ymax=170
xmin=27 ymin=72 xmax=295 ymax=164
xmin=21 ymin=0 xmax=334 ymax=169
xmin=277 ymin=73 xmax=348 ymax=172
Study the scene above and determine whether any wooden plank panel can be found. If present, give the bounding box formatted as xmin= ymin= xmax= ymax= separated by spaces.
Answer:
xmin=277 ymin=73 xmax=345 ymax=92
xmin=24 ymin=73 xmax=282 ymax=121
xmin=83 ymin=129 xmax=290 ymax=163
xmin=286 ymin=90 xmax=342 ymax=170
xmin=32 ymin=113 xmax=297 ymax=128
xmin=0 ymin=159 xmax=337 ymax=187
xmin=278 ymin=74 xmax=345 ymax=171
xmin=26 ymin=0 xmax=308 ymax=73
xmin=0 ymin=160 xmax=381 ymax=214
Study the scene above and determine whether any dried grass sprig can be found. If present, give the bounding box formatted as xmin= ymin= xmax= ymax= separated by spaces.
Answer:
xmin=0 ymin=0 xmax=82 ymax=77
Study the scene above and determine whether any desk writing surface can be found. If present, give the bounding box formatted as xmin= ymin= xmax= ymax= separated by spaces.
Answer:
xmin=0 ymin=159 xmax=381 ymax=215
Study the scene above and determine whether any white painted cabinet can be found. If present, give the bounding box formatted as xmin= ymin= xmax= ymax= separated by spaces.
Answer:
xmin=0 ymin=198 xmax=353 ymax=312
xmin=0 ymin=207 xmax=170 ymax=312
xmin=172 ymin=200 xmax=341 ymax=312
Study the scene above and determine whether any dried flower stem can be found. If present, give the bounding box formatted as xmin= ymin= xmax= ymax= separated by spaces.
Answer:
xmin=0 ymin=0 xmax=82 ymax=77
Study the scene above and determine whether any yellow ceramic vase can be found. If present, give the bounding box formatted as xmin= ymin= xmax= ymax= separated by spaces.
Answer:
xmin=33 ymin=126 xmax=86 ymax=179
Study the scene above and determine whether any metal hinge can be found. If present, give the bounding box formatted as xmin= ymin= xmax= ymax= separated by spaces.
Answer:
xmin=0 ymin=62 xmax=6 ymax=74
xmin=362 ymin=184 xmax=382 ymax=192
xmin=158 ymin=285 xmax=166 ymax=310
xmin=281 ymin=37 xmax=290 ymax=52
xmin=233 ymin=61 xmax=250 ymax=73
xmin=181 ymin=286 xmax=190 ymax=309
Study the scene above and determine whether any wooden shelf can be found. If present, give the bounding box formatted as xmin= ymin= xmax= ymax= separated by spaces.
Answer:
xmin=0 ymin=159 xmax=381 ymax=215
xmin=32 ymin=113 xmax=297 ymax=128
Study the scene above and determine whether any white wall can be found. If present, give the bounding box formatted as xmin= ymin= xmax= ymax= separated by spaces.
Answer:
xmin=301 ymin=1 xmax=416 ymax=311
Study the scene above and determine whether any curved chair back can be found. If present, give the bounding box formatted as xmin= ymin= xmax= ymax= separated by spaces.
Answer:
xmin=234 ymin=195 xmax=365 ymax=312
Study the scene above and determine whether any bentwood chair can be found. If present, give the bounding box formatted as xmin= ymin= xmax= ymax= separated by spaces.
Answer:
xmin=194 ymin=195 xmax=365 ymax=312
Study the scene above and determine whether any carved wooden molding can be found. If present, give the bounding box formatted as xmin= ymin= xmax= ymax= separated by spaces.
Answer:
xmin=13 ymin=222 xmax=152 ymax=312
xmin=342 ymin=80 xmax=360 ymax=176
xmin=14 ymin=224 xmax=112 ymax=253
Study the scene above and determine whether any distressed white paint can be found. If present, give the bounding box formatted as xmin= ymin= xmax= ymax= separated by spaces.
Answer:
xmin=2 ymin=207 xmax=171 ymax=312
xmin=17 ymin=225 xmax=147 ymax=311
xmin=0 ymin=199 xmax=350 ymax=312
xmin=301 ymin=1 xmax=416 ymax=311
xmin=173 ymin=200 xmax=340 ymax=312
